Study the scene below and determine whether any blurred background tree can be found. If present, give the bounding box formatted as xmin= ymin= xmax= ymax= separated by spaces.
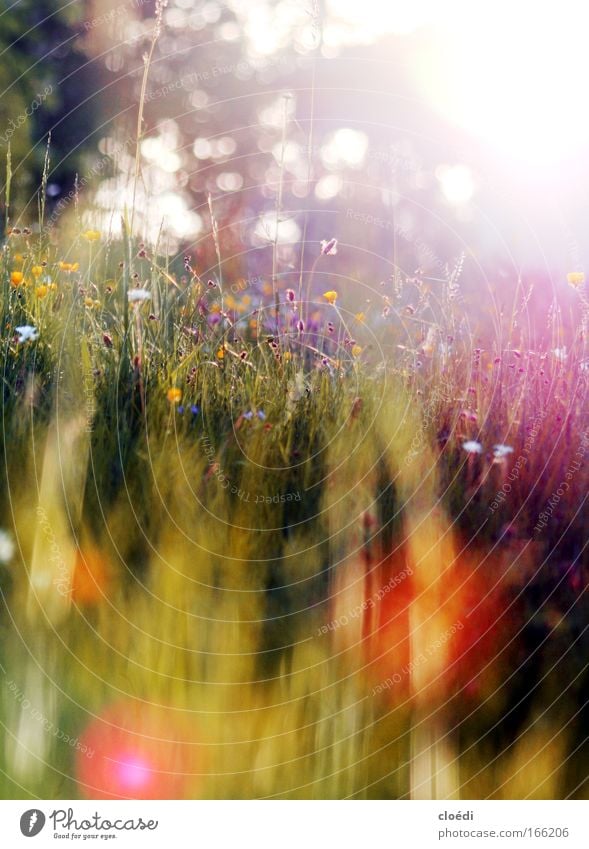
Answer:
xmin=0 ymin=0 xmax=103 ymax=215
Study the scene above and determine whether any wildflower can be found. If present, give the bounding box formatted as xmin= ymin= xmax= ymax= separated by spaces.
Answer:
xmin=216 ymin=347 xmax=225 ymax=359
xmin=10 ymin=271 xmax=23 ymax=286
xmin=320 ymin=238 xmax=338 ymax=256
xmin=167 ymin=388 xmax=182 ymax=403
xmin=0 ymin=529 xmax=15 ymax=564
xmin=285 ymin=289 xmax=295 ymax=302
xmin=243 ymin=410 xmax=254 ymax=420
xmin=15 ymin=325 xmax=38 ymax=343
xmin=323 ymin=290 xmax=338 ymax=305
xmin=58 ymin=261 xmax=79 ymax=272
xmin=207 ymin=279 xmax=216 ymax=288
xmin=351 ymin=344 xmax=363 ymax=357
xmin=327 ymin=321 xmax=334 ymax=334
xmin=128 ymin=288 xmax=150 ymax=303
xmin=567 ymin=272 xmax=585 ymax=288
xmin=82 ymin=229 xmax=101 ymax=242
xmin=35 ymin=285 xmax=48 ymax=299
xmin=208 ymin=313 xmax=222 ymax=327
xmin=257 ymin=410 xmax=266 ymax=421
xmin=493 ymin=444 xmax=514 ymax=460
xmin=72 ymin=544 xmax=111 ymax=606
xmin=103 ymin=333 xmax=113 ymax=348
xmin=239 ymin=350 xmax=248 ymax=360
xmin=462 ymin=440 xmax=483 ymax=454
xmin=84 ymin=297 xmax=96 ymax=308
xmin=31 ymin=265 xmax=43 ymax=277
xmin=190 ymin=405 xmax=200 ymax=415
xmin=177 ymin=405 xmax=184 ymax=414
xmin=296 ymin=319 xmax=305 ymax=332
xmin=355 ymin=312 xmax=366 ymax=323
xmin=283 ymin=351 xmax=292 ymax=362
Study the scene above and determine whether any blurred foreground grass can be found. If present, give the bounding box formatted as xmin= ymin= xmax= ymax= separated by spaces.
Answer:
xmin=1 ymin=207 xmax=589 ymax=800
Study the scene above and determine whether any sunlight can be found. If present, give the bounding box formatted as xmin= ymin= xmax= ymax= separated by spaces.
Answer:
xmin=419 ymin=1 xmax=589 ymax=164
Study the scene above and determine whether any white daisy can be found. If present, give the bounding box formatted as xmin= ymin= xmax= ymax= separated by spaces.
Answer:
xmin=128 ymin=288 xmax=151 ymax=303
xmin=462 ymin=440 xmax=483 ymax=454
xmin=493 ymin=444 xmax=514 ymax=459
xmin=15 ymin=325 xmax=38 ymax=343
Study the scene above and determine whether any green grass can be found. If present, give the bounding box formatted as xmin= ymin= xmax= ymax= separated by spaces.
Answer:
xmin=0 ymin=207 xmax=589 ymax=799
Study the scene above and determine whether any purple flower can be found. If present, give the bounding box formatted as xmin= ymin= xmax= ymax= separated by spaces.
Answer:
xmin=207 ymin=313 xmax=222 ymax=327
xmin=243 ymin=410 xmax=254 ymax=420
xmin=257 ymin=410 xmax=266 ymax=421
xmin=191 ymin=405 xmax=200 ymax=415
xmin=285 ymin=289 xmax=295 ymax=302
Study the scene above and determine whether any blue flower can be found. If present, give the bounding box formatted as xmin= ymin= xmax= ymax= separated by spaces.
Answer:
xmin=177 ymin=405 xmax=184 ymax=414
xmin=191 ymin=404 xmax=200 ymax=415
xmin=257 ymin=410 xmax=266 ymax=421
xmin=243 ymin=410 xmax=254 ymax=420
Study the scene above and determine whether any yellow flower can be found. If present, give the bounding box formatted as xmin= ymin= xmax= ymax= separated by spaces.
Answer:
xmin=84 ymin=297 xmax=95 ymax=308
xmin=167 ymin=387 xmax=182 ymax=403
xmin=59 ymin=261 xmax=79 ymax=273
xmin=355 ymin=312 xmax=366 ymax=323
xmin=567 ymin=272 xmax=585 ymax=288
xmin=283 ymin=351 xmax=292 ymax=362
xmin=35 ymin=285 xmax=48 ymax=299
xmin=82 ymin=229 xmax=101 ymax=242
xmin=31 ymin=265 xmax=43 ymax=277
xmin=323 ymin=290 xmax=338 ymax=305
xmin=216 ymin=347 xmax=225 ymax=360
xmin=351 ymin=344 xmax=363 ymax=357
xmin=10 ymin=271 xmax=23 ymax=286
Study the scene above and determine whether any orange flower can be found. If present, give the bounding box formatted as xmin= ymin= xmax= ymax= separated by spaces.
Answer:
xmin=59 ymin=261 xmax=79 ymax=273
xmin=167 ymin=387 xmax=182 ymax=403
xmin=10 ymin=271 xmax=23 ymax=286
xmin=567 ymin=272 xmax=585 ymax=288
xmin=72 ymin=544 xmax=111 ymax=606
xmin=323 ymin=290 xmax=338 ymax=305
